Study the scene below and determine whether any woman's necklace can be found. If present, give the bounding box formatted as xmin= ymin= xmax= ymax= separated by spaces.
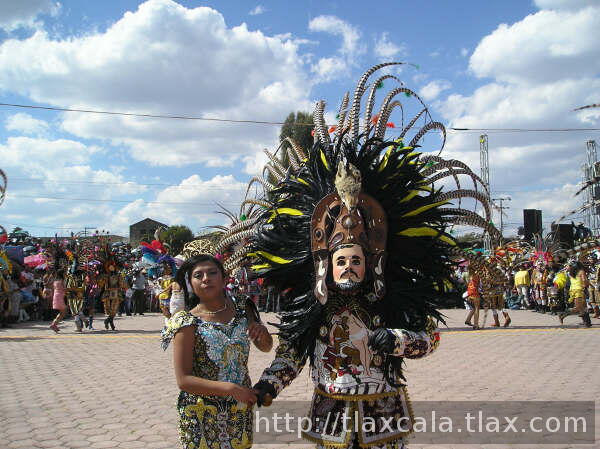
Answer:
xmin=196 ymin=300 xmax=229 ymax=315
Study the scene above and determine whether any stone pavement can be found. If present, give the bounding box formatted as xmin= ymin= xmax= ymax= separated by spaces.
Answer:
xmin=0 ymin=309 xmax=598 ymax=449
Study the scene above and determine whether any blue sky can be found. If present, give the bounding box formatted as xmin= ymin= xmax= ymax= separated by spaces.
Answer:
xmin=0 ymin=0 xmax=599 ymax=237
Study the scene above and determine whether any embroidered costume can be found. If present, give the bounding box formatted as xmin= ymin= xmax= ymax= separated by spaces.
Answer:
xmin=65 ymin=271 xmax=85 ymax=331
xmin=208 ymin=63 xmax=500 ymax=448
xmin=98 ymin=247 xmax=126 ymax=331
xmin=161 ymin=296 xmax=253 ymax=449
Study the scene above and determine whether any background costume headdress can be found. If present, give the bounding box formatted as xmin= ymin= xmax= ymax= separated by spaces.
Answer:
xmin=206 ymin=63 xmax=502 ymax=369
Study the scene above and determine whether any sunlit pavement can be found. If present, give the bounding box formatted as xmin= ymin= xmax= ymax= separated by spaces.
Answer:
xmin=1 ymin=309 xmax=598 ymax=449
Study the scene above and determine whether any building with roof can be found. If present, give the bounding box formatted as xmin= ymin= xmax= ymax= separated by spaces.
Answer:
xmin=129 ymin=218 xmax=168 ymax=245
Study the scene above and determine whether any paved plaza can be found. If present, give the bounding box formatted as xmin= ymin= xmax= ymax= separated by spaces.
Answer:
xmin=1 ymin=310 xmax=598 ymax=449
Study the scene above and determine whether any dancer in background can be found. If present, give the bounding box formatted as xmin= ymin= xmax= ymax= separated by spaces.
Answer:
xmin=50 ymin=270 xmax=67 ymax=333
xmin=559 ymin=261 xmax=592 ymax=327
xmin=100 ymin=253 xmax=126 ymax=331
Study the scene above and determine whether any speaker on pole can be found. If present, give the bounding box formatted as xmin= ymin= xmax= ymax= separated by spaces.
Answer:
xmin=523 ymin=209 xmax=542 ymax=240
xmin=551 ymin=223 xmax=574 ymax=249
xmin=535 ymin=209 xmax=542 ymax=235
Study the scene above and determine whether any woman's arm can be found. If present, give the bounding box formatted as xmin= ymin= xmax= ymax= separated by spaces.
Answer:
xmin=579 ymin=270 xmax=589 ymax=289
xmin=172 ymin=326 xmax=257 ymax=404
xmin=245 ymin=302 xmax=273 ymax=353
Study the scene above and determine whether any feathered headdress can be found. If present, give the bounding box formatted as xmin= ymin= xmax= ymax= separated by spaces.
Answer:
xmin=208 ymin=63 xmax=501 ymax=364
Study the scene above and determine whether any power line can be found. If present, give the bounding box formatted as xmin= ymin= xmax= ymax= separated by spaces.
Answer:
xmin=0 ymin=103 xmax=291 ymax=126
xmin=5 ymin=222 xmax=81 ymax=230
xmin=7 ymin=194 xmax=242 ymax=206
xmin=1 ymin=102 xmax=599 ymax=133
xmin=449 ymin=128 xmax=600 ymax=133
xmin=9 ymin=177 xmax=248 ymax=190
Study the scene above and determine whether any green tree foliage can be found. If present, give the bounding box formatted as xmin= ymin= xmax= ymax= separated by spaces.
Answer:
xmin=160 ymin=225 xmax=194 ymax=255
xmin=266 ymin=111 xmax=314 ymax=184
xmin=279 ymin=111 xmax=314 ymax=165
xmin=455 ymin=232 xmax=484 ymax=248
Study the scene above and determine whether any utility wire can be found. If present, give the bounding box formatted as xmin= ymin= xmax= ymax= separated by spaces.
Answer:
xmin=8 ymin=194 xmax=241 ymax=206
xmin=10 ymin=177 xmax=248 ymax=190
xmin=0 ymin=103 xmax=287 ymax=126
xmin=5 ymin=222 xmax=82 ymax=230
xmin=1 ymin=102 xmax=599 ymax=133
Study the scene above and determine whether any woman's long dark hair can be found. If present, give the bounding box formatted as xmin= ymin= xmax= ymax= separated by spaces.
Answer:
xmin=175 ymin=254 xmax=225 ymax=309
xmin=568 ymin=261 xmax=583 ymax=278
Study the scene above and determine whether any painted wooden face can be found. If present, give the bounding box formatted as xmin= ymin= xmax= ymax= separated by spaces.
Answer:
xmin=331 ymin=244 xmax=366 ymax=284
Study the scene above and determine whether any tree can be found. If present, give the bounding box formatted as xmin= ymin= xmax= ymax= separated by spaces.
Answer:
xmin=279 ymin=111 xmax=314 ymax=165
xmin=159 ymin=225 xmax=194 ymax=255
xmin=455 ymin=232 xmax=484 ymax=248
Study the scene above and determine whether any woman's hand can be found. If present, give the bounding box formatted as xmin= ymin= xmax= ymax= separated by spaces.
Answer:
xmin=248 ymin=322 xmax=269 ymax=342
xmin=229 ymin=384 xmax=258 ymax=405
xmin=248 ymin=322 xmax=273 ymax=352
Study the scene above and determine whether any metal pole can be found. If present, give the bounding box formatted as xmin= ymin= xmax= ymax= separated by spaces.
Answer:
xmin=492 ymin=196 xmax=511 ymax=237
xmin=480 ymin=134 xmax=491 ymax=250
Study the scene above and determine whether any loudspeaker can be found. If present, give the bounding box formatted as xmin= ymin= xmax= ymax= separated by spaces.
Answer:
xmin=523 ymin=209 xmax=542 ymax=239
xmin=551 ymin=223 xmax=574 ymax=249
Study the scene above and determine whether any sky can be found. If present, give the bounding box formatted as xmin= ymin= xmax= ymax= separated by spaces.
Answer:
xmin=0 ymin=0 xmax=599 ymax=238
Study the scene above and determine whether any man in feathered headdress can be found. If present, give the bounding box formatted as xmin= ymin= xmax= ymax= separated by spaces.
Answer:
xmin=227 ymin=63 xmax=503 ymax=448
xmin=98 ymin=245 xmax=126 ymax=331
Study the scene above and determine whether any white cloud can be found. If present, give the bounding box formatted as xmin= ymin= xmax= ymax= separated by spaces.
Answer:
xmin=374 ymin=32 xmax=406 ymax=59
xmin=0 ymin=0 xmax=59 ymax=31
xmin=0 ymin=136 xmax=93 ymax=168
xmin=249 ymin=5 xmax=265 ymax=16
xmin=0 ymin=136 xmax=145 ymax=199
xmin=310 ymin=56 xmax=348 ymax=82
xmin=419 ymin=80 xmax=452 ymax=101
xmin=469 ymin=7 xmax=600 ymax=84
xmin=436 ymin=3 xmax=600 ymax=234
xmin=101 ymin=174 xmax=248 ymax=235
xmin=5 ymin=113 xmax=49 ymax=135
xmin=309 ymin=15 xmax=361 ymax=56
xmin=0 ymin=0 xmax=313 ymax=167
xmin=308 ymin=15 xmax=364 ymax=82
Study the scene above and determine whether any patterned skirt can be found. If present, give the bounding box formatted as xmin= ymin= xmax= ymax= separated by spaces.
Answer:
xmin=177 ymin=391 xmax=252 ymax=449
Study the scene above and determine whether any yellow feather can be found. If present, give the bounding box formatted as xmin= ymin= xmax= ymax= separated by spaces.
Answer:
xmin=295 ymin=177 xmax=309 ymax=186
xmin=402 ymin=200 xmax=449 ymax=217
xmin=378 ymin=148 xmax=392 ymax=172
xmin=267 ymin=207 xmax=304 ymax=223
xmin=397 ymin=151 xmax=420 ymax=167
xmin=397 ymin=227 xmax=456 ymax=246
xmin=399 ymin=190 xmax=420 ymax=203
xmin=247 ymin=251 xmax=292 ymax=264
xmin=251 ymin=264 xmax=272 ymax=271
xmin=320 ymin=150 xmax=330 ymax=170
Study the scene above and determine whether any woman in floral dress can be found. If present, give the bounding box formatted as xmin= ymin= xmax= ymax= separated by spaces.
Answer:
xmin=162 ymin=254 xmax=272 ymax=449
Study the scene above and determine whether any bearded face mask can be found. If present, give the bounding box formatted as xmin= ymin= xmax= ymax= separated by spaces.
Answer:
xmin=331 ymin=244 xmax=366 ymax=293
xmin=311 ymin=162 xmax=387 ymax=305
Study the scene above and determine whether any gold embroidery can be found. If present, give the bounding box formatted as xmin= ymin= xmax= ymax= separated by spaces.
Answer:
xmin=184 ymin=398 xmax=218 ymax=421
xmin=314 ymin=387 xmax=400 ymax=401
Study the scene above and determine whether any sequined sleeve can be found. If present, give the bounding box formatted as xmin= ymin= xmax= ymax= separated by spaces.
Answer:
xmin=258 ymin=338 xmax=309 ymax=396
xmin=160 ymin=310 xmax=197 ymax=351
xmin=389 ymin=318 xmax=440 ymax=359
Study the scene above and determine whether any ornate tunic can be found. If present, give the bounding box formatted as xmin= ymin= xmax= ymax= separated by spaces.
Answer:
xmin=65 ymin=273 xmax=85 ymax=315
xmin=161 ymin=296 xmax=252 ymax=449
xmin=100 ymin=272 xmax=125 ymax=316
xmin=258 ymin=297 xmax=440 ymax=448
